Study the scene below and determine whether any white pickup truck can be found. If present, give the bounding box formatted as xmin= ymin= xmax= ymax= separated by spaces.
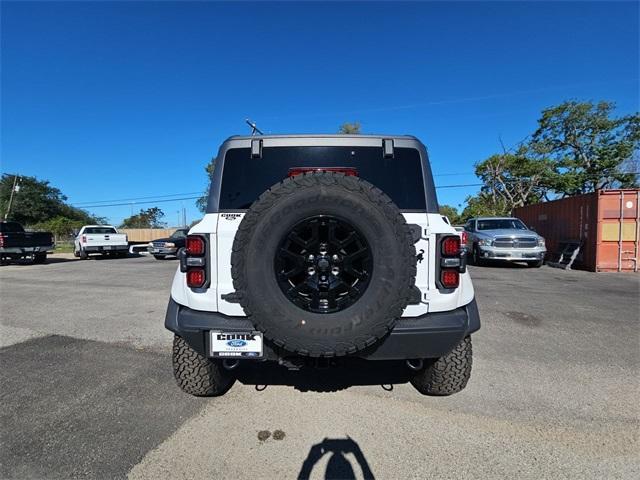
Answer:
xmin=74 ymin=225 xmax=128 ymax=259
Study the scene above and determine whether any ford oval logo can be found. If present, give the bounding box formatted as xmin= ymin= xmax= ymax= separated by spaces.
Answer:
xmin=227 ymin=339 xmax=247 ymax=348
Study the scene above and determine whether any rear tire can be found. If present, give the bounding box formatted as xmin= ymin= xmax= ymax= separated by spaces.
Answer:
xmin=471 ymin=245 xmax=484 ymax=266
xmin=411 ymin=336 xmax=473 ymax=396
xmin=528 ymin=259 xmax=544 ymax=268
xmin=79 ymin=248 xmax=89 ymax=260
xmin=154 ymin=255 xmax=165 ymax=260
xmin=33 ymin=253 xmax=47 ymax=264
xmin=172 ymin=335 xmax=235 ymax=397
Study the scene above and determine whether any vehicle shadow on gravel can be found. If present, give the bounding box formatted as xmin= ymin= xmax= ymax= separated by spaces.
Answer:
xmin=234 ymin=359 xmax=412 ymax=393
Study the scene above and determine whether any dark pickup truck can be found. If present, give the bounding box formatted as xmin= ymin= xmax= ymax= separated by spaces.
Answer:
xmin=0 ymin=221 xmax=55 ymax=264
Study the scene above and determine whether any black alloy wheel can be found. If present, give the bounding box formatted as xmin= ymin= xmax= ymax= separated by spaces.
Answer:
xmin=274 ymin=216 xmax=373 ymax=314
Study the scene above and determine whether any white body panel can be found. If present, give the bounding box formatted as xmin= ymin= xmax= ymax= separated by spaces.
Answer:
xmin=171 ymin=212 xmax=475 ymax=316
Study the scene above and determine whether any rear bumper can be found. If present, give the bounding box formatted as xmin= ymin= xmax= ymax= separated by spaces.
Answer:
xmin=83 ymin=245 xmax=128 ymax=252
xmin=1 ymin=245 xmax=54 ymax=255
xmin=165 ymin=298 xmax=480 ymax=361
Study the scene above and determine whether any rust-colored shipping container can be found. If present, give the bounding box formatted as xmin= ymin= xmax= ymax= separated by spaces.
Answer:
xmin=514 ymin=189 xmax=639 ymax=272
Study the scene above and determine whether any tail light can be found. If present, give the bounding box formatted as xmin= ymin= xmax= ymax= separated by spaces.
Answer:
xmin=461 ymin=231 xmax=468 ymax=245
xmin=0 ymin=234 xmax=4 ymax=248
xmin=439 ymin=235 xmax=464 ymax=290
xmin=82 ymin=235 xmax=86 ymax=244
xmin=442 ymin=236 xmax=461 ymax=256
xmin=186 ymin=235 xmax=205 ymax=255
xmin=182 ymin=235 xmax=208 ymax=288
xmin=441 ymin=269 xmax=460 ymax=288
xmin=186 ymin=268 xmax=206 ymax=288
xmin=288 ymin=167 xmax=358 ymax=177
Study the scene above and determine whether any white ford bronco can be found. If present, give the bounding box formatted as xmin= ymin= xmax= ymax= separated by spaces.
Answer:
xmin=166 ymin=135 xmax=480 ymax=396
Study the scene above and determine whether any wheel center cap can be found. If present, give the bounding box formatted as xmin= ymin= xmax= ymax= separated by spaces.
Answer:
xmin=317 ymin=258 xmax=330 ymax=270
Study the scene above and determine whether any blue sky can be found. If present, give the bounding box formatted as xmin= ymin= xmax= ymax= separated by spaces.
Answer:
xmin=2 ymin=1 xmax=638 ymax=226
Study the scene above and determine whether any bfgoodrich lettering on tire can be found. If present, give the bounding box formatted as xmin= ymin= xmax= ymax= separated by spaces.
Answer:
xmin=231 ymin=171 xmax=417 ymax=357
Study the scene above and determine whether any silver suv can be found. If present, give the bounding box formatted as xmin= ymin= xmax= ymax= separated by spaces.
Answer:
xmin=464 ymin=217 xmax=546 ymax=267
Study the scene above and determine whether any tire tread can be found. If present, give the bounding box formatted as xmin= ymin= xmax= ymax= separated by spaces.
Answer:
xmin=172 ymin=335 xmax=234 ymax=397
xmin=411 ymin=336 xmax=473 ymax=396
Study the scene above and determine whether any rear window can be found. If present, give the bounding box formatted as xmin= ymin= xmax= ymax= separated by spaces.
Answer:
xmin=218 ymin=146 xmax=427 ymax=210
xmin=84 ymin=227 xmax=117 ymax=234
xmin=0 ymin=222 xmax=24 ymax=233
xmin=170 ymin=229 xmax=188 ymax=238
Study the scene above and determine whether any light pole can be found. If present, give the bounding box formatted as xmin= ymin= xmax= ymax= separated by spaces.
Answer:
xmin=4 ymin=174 xmax=20 ymax=221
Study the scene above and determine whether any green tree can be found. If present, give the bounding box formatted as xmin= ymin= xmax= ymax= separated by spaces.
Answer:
xmin=439 ymin=204 xmax=461 ymax=225
xmin=197 ymin=157 xmax=215 ymax=213
xmin=120 ymin=207 xmax=166 ymax=228
xmin=459 ymin=192 xmax=509 ymax=221
xmin=530 ymin=100 xmax=639 ymax=196
xmin=0 ymin=174 xmax=103 ymax=225
xmin=474 ymin=148 xmax=553 ymax=212
xmin=338 ymin=122 xmax=361 ymax=134
xmin=32 ymin=216 xmax=84 ymax=242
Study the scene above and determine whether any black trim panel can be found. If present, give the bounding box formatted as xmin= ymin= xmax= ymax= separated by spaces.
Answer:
xmin=165 ymin=298 xmax=481 ymax=360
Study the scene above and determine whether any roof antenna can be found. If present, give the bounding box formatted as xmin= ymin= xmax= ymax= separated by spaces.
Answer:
xmin=245 ymin=118 xmax=263 ymax=136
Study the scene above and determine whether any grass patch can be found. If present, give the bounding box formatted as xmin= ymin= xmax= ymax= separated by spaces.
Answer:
xmin=54 ymin=242 xmax=75 ymax=253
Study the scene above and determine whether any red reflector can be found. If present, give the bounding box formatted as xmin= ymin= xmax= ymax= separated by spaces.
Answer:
xmin=441 ymin=269 xmax=460 ymax=288
xmin=288 ymin=167 xmax=358 ymax=177
xmin=186 ymin=235 xmax=205 ymax=255
xmin=186 ymin=268 xmax=206 ymax=288
xmin=442 ymin=236 xmax=460 ymax=256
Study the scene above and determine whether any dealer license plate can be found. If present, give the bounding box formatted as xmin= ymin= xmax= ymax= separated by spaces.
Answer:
xmin=210 ymin=331 xmax=263 ymax=358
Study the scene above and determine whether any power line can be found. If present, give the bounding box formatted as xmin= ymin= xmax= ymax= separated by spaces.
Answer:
xmin=76 ymin=195 xmax=202 ymax=209
xmin=71 ymin=191 xmax=204 ymax=206
xmin=435 ymin=183 xmax=483 ymax=189
xmin=434 ymin=173 xmax=471 ymax=177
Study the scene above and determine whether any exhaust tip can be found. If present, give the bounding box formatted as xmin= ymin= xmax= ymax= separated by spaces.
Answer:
xmin=222 ymin=359 xmax=240 ymax=370
xmin=405 ymin=359 xmax=424 ymax=371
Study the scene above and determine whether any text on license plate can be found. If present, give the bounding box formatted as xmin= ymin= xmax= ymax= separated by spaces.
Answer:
xmin=210 ymin=331 xmax=263 ymax=358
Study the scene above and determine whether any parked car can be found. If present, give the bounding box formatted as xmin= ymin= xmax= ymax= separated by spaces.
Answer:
xmin=148 ymin=228 xmax=189 ymax=259
xmin=463 ymin=217 xmax=546 ymax=267
xmin=165 ymin=134 xmax=480 ymax=398
xmin=0 ymin=221 xmax=54 ymax=264
xmin=74 ymin=225 xmax=128 ymax=259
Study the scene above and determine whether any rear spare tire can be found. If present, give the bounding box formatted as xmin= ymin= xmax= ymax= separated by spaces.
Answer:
xmin=231 ymin=171 xmax=416 ymax=357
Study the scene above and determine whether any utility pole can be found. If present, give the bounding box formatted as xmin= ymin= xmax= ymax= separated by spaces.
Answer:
xmin=4 ymin=174 xmax=20 ymax=221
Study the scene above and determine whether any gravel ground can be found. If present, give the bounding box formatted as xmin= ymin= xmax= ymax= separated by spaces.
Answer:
xmin=1 ymin=254 xmax=638 ymax=479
